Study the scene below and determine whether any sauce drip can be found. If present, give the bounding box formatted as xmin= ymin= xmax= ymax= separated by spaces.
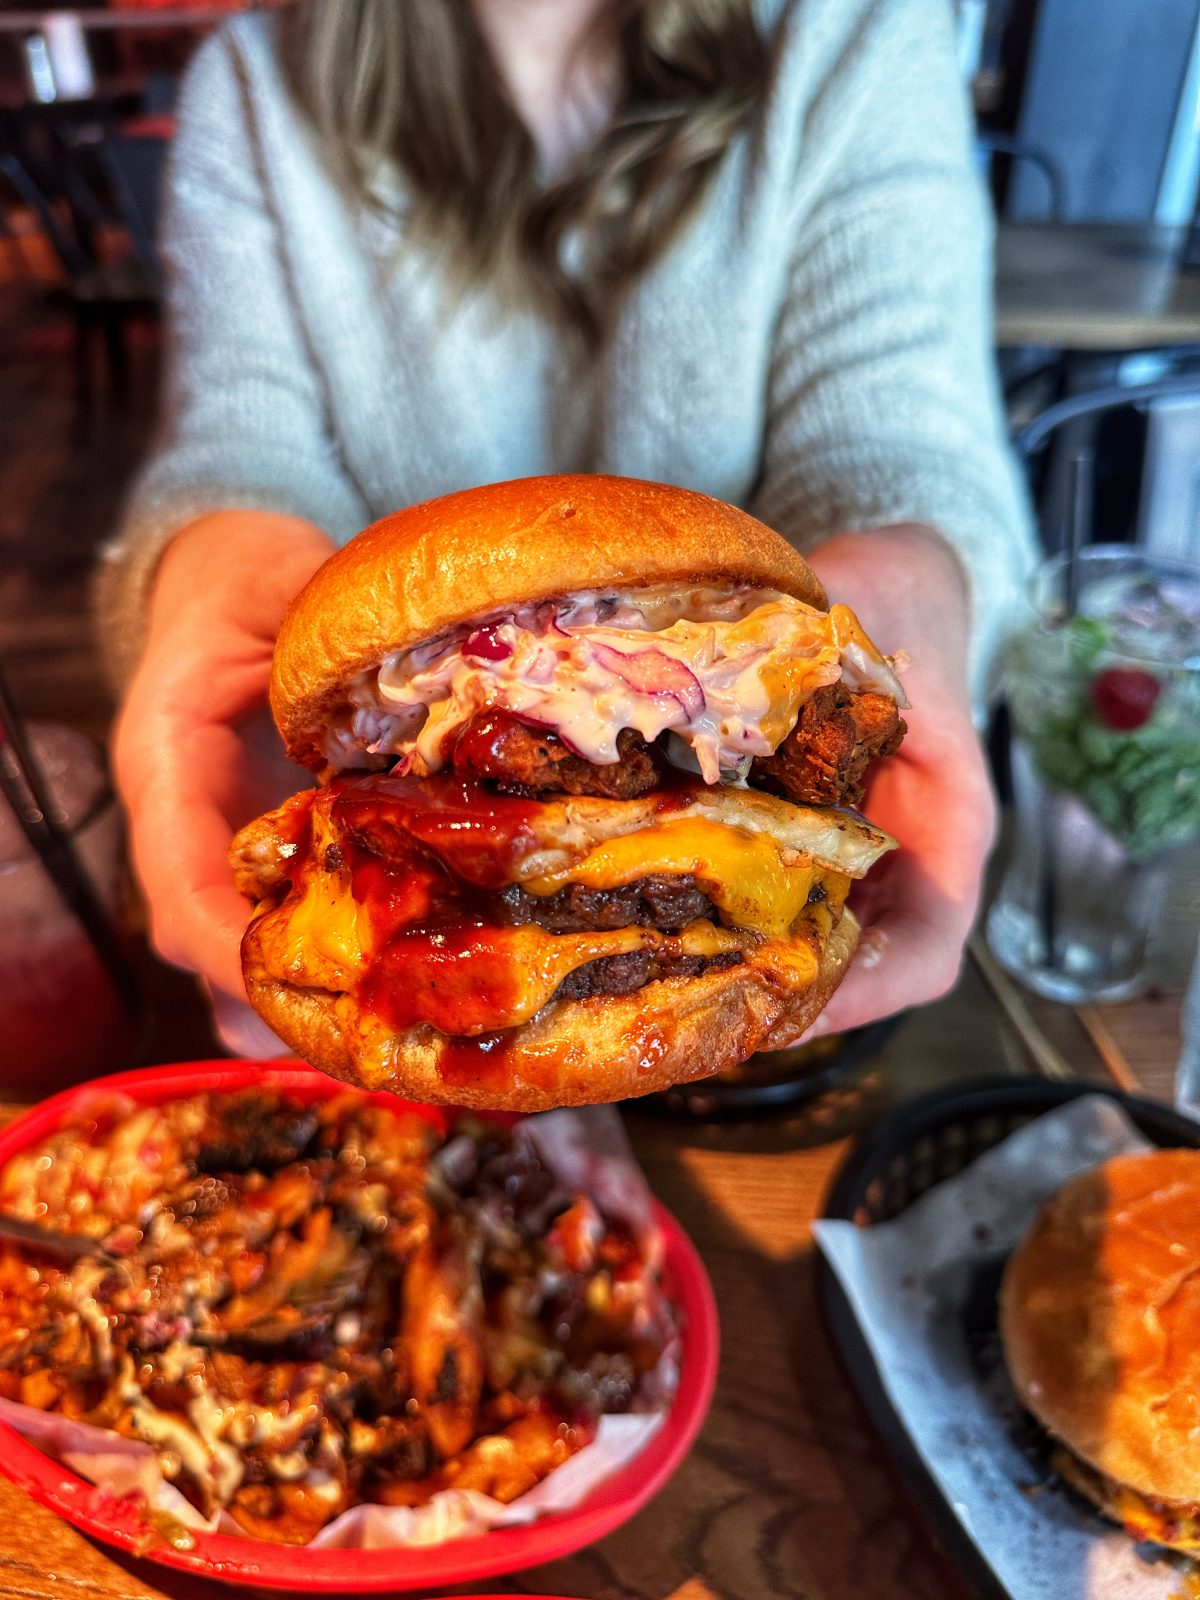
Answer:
xmin=274 ymin=771 xmax=718 ymax=1049
xmin=331 ymin=773 xmax=545 ymax=887
xmin=360 ymin=925 xmax=528 ymax=1037
xmin=321 ymin=790 xmax=562 ymax=1048
xmin=436 ymin=1031 xmax=525 ymax=1094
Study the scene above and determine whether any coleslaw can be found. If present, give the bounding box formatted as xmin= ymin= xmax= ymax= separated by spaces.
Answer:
xmin=328 ymin=585 xmax=905 ymax=784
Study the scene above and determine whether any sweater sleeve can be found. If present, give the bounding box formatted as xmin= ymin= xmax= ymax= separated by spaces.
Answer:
xmin=96 ymin=24 xmax=370 ymax=686
xmin=750 ymin=0 xmax=1038 ymax=703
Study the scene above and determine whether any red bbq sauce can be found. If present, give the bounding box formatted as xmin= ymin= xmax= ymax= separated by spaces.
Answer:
xmin=293 ymin=769 xmax=707 ymax=1052
xmin=359 ymin=924 xmax=529 ymax=1037
xmin=331 ymin=772 xmax=547 ymax=887
xmin=436 ymin=1030 xmax=525 ymax=1095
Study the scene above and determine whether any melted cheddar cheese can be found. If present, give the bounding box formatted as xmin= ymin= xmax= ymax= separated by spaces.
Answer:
xmin=253 ymin=804 xmax=369 ymax=990
xmin=263 ymin=867 xmax=368 ymax=987
xmin=253 ymin=870 xmax=817 ymax=1037
xmin=523 ymin=816 xmax=849 ymax=941
xmin=248 ymin=808 xmax=850 ymax=1037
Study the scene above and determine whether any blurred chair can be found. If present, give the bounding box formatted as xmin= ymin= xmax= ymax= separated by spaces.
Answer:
xmin=1005 ymin=0 xmax=1200 ymax=225
xmin=1014 ymin=370 xmax=1200 ymax=558
xmin=1136 ymin=393 xmax=1200 ymax=562
xmin=0 ymin=144 xmax=160 ymax=427
xmin=1014 ymin=372 xmax=1200 ymax=455
xmin=976 ymin=130 xmax=1066 ymax=222
xmin=95 ymin=133 xmax=165 ymax=285
xmin=979 ymin=133 xmax=1069 ymax=408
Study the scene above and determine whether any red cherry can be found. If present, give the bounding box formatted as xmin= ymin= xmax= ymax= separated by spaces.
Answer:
xmin=1089 ymin=666 xmax=1162 ymax=731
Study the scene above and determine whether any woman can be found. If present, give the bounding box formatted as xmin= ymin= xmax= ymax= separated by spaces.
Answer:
xmin=102 ymin=0 xmax=1035 ymax=1055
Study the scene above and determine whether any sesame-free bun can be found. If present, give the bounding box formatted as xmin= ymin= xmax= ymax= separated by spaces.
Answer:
xmin=271 ymin=475 xmax=829 ymax=771
xmin=243 ymin=910 xmax=858 ymax=1114
xmin=1000 ymin=1149 xmax=1200 ymax=1520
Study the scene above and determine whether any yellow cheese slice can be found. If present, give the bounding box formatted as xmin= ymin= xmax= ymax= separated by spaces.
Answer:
xmin=255 ymin=817 xmax=841 ymax=1027
xmin=252 ymin=807 xmax=371 ymax=989
xmin=389 ymin=920 xmax=750 ymax=1034
xmin=522 ymin=816 xmax=847 ymax=941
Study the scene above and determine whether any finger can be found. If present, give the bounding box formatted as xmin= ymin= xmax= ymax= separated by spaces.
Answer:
xmin=116 ymin=700 xmax=275 ymax=995
xmin=115 ymin=652 xmax=270 ymax=805
xmin=206 ymin=983 xmax=290 ymax=1059
xmin=805 ymin=831 xmax=987 ymax=1040
xmin=126 ymin=776 xmax=252 ymax=994
xmin=805 ymin=904 xmax=964 ymax=1038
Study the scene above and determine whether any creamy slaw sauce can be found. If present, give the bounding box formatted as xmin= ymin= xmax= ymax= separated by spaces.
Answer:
xmin=328 ymin=585 xmax=905 ymax=784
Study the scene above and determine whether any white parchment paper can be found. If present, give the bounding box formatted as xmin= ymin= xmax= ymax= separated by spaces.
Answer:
xmin=0 ymin=1105 xmax=672 ymax=1551
xmin=814 ymin=1095 xmax=1191 ymax=1600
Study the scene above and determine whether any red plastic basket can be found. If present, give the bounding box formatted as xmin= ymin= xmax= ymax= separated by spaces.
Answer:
xmin=0 ymin=1060 xmax=719 ymax=1591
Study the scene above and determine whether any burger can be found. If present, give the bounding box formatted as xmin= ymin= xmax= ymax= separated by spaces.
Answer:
xmin=230 ymin=474 xmax=906 ymax=1110
xmin=1000 ymin=1149 xmax=1200 ymax=1552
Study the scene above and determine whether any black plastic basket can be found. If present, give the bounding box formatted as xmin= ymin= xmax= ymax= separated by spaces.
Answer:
xmin=819 ymin=1076 xmax=1200 ymax=1600
xmin=644 ymin=1015 xmax=901 ymax=1118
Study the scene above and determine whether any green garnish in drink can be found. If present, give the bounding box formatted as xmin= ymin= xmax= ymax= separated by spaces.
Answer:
xmin=1009 ymin=613 xmax=1200 ymax=860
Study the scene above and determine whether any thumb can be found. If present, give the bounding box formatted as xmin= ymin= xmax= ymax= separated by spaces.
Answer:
xmin=205 ymin=982 xmax=292 ymax=1060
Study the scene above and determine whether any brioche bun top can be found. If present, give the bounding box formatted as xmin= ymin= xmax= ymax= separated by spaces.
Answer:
xmin=1000 ymin=1148 xmax=1200 ymax=1506
xmin=270 ymin=474 xmax=828 ymax=770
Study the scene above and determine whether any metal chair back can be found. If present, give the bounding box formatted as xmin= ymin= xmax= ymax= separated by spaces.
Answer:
xmin=976 ymin=131 xmax=1066 ymax=221
xmin=95 ymin=134 xmax=165 ymax=283
xmin=0 ymin=150 xmax=90 ymax=278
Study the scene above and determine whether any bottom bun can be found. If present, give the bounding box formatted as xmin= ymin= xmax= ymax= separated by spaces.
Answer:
xmin=1050 ymin=1441 xmax=1200 ymax=1555
xmin=244 ymin=911 xmax=859 ymax=1112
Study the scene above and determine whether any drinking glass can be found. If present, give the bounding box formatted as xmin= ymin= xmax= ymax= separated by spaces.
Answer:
xmin=1177 ymin=936 xmax=1200 ymax=1113
xmin=987 ymin=546 xmax=1200 ymax=1004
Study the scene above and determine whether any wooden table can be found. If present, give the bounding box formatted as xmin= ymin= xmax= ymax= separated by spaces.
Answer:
xmin=0 ymin=944 xmax=1188 ymax=1600
xmin=995 ymin=221 xmax=1200 ymax=350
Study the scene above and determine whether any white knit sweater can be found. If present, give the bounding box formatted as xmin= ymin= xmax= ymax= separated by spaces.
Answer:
xmin=100 ymin=0 xmax=1036 ymax=699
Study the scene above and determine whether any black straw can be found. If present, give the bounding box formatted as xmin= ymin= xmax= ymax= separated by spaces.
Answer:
xmin=0 ymin=662 xmax=140 ymax=1015
xmin=1064 ymin=449 xmax=1092 ymax=616
xmin=1039 ymin=450 xmax=1094 ymax=966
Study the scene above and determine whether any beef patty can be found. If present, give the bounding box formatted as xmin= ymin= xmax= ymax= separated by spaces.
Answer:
xmin=495 ymin=874 xmax=717 ymax=934
xmin=497 ymin=874 xmax=747 ymax=1005
xmin=447 ymin=691 xmax=904 ymax=811
xmin=554 ymin=947 xmax=743 ymax=1003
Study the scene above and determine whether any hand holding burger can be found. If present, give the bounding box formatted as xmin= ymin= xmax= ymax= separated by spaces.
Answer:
xmin=229 ymin=475 xmax=909 ymax=1109
xmin=802 ymin=525 xmax=995 ymax=1038
xmin=111 ymin=510 xmax=334 ymax=1050
xmin=114 ymin=480 xmax=988 ymax=1081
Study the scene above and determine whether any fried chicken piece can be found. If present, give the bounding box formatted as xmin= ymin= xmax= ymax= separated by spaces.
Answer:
xmin=451 ymin=710 xmax=660 ymax=799
xmin=229 ymin=788 xmax=315 ymax=899
xmin=752 ymin=686 xmax=905 ymax=808
xmin=402 ymin=1231 xmax=485 ymax=1458
xmin=437 ymin=1412 xmax=575 ymax=1502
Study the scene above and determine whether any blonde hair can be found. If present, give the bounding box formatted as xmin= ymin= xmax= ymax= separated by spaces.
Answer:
xmin=281 ymin=0 xmax=768 ymax=344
